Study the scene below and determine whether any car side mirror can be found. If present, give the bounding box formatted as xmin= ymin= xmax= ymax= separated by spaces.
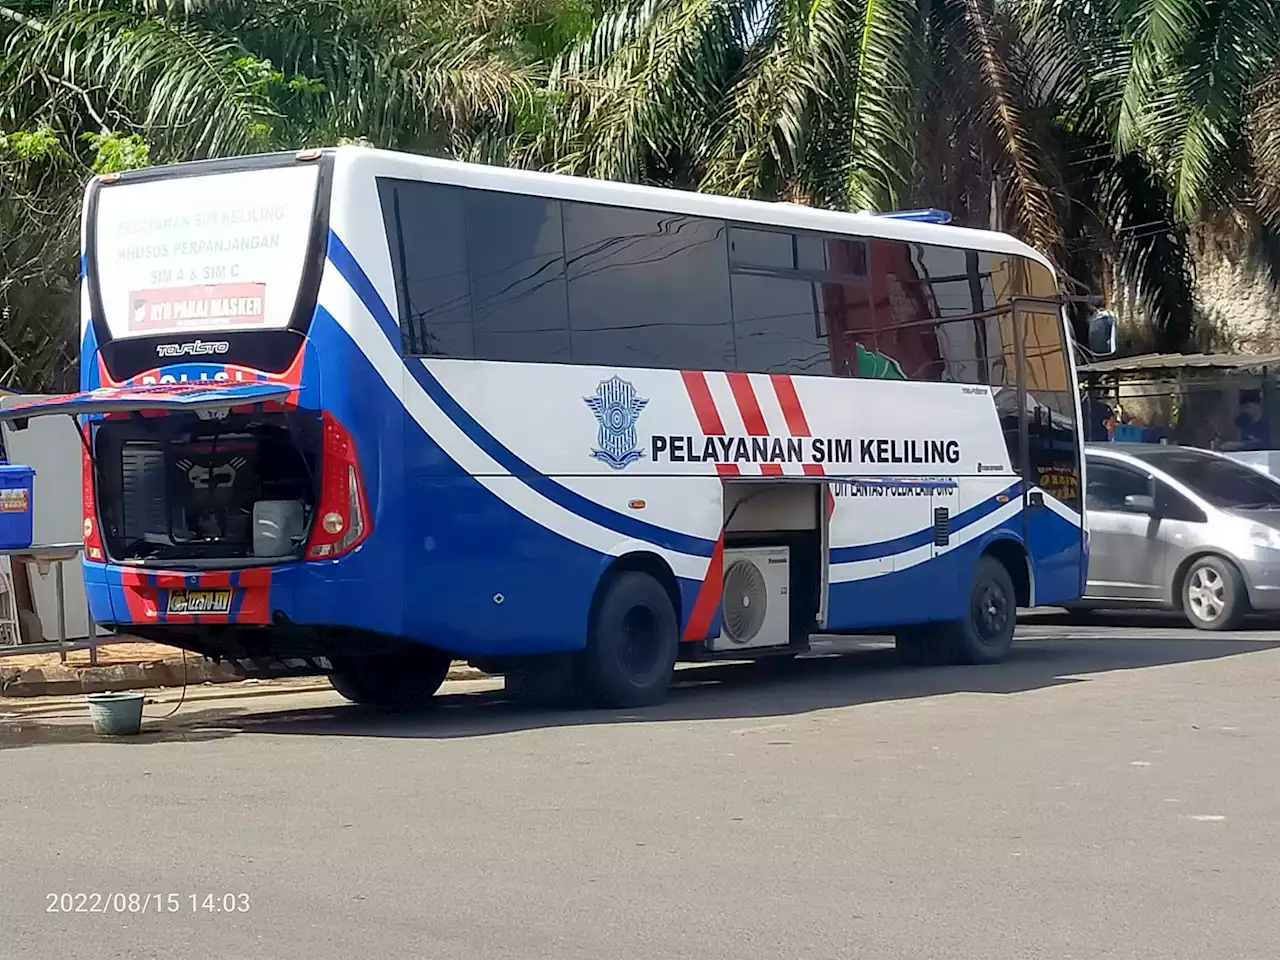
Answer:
xmin=1124 ymin=493 xmax=1157 ymax=514
xmin=1087 ymin=309 xmax=1117 ymax=356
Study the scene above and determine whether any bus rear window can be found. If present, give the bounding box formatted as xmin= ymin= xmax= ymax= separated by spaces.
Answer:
xmin=90 ymin=164 xmax=321 ymax=341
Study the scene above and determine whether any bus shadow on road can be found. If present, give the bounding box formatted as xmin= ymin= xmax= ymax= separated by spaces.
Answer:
xmin=211 ymin=630 xmax=1280 ymax=742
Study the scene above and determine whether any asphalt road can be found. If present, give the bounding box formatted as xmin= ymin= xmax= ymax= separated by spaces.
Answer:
xmin=4 ymin=615 xmax=1280 ymax=960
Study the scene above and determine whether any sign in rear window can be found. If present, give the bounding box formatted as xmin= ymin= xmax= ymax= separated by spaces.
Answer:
xmin=92 ymin=164 xmax=320 ymax=340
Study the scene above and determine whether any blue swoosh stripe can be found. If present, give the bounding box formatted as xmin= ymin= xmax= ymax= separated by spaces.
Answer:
xmin=148 ymin=572 xmax=166 ymax=624
xmin=229 ymin=570 xmax=246 ymax=622
xmin=830 ymin=481 xmax=1022 ymax=564
xmin=325 ymin=231 xmax=716 ymax=558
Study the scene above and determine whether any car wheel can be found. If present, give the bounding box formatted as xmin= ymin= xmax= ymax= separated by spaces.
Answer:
xmin=576 ymin=571 xmax=678 ymax=708
xmin=330 ymin=648 xmax=452 ymax=709
xmin=1181 ymin=556 xmax=1247 ymax=631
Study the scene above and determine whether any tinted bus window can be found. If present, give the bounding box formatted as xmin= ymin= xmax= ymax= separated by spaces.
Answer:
xmin=838 ymin=240 xmax=1013 ymax=385
xmin=563 ymin=204 xmax=735 ymax=370
xmin=467 ymin=191 xmax=570 ymax=363
xmin=729 ymin=226 xmax=827 ymax=273
xmin=814 ymin=237 xmax=877 ymax=377
xmin=728 ymin=228 xmax=871 ymax=377
xmin=378 ymin=180 xmax=473 ymax=358
xmin=731 ymin=273 xmax=831 ymax=375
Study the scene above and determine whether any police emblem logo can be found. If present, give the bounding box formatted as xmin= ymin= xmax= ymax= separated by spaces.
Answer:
xmin=584 ymin=376 xmax=649 ymax=469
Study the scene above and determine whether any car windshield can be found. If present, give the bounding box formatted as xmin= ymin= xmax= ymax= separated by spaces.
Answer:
xmin=1138 ymin=448 xmax=1280 ymax=509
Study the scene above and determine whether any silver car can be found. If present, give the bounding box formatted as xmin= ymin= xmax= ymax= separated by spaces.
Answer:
xmin=1080 ymin=442 xmax=1280 ymax=629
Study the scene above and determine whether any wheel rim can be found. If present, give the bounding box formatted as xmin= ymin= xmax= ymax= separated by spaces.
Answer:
xmin=619 ymin=605 xmax=663 ymax=680
xmin=972 ymin=579 xmax=1010 ymax=646
xmin=1187 ymin=566 xmax=1226 ymax=622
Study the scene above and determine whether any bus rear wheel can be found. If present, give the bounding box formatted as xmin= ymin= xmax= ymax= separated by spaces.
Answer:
xmin=577 ymin=571 xmax=678 ymax=709
xmin=329 ymin=648 xmax=452 ymax=709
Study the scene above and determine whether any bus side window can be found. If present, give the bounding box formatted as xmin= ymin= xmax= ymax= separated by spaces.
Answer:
xmin=563 ymin=203 xmax=735 ymax=371
xmin=726 ymin=226 xmax=870 ymax=377
xmin=377 ymin=180 xmax=474 ymax=359
xmin=466 ymin=191 xmax=571 ymax=364
xmin=730 ymin=272 xmax=831 ymax=375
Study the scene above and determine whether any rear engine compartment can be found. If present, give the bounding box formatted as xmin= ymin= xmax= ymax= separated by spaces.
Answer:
xmin=93 ymin=411 xmax=321 ymax=565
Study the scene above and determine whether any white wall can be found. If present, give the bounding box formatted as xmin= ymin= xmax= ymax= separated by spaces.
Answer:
xmin=0 ymin=396 xmax=91 ymax=640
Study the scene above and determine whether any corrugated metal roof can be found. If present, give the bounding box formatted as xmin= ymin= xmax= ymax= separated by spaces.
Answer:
xmin=1078 ymin=352 xmax=1280 ymax=375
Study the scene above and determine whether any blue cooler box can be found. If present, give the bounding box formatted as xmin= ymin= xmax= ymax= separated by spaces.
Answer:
xmin=0 ymin=463 xmax=35 ymax=550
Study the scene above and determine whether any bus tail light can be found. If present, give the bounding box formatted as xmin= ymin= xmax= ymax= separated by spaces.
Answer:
xmin=305 ymin=412 xmax=372 ymax=560
xmin=82 ymin=445 xmax=105 ymax=562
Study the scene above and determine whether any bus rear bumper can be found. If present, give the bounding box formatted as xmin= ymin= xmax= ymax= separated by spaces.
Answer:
xmin=83 ymin=558 xmax=391 ymax=634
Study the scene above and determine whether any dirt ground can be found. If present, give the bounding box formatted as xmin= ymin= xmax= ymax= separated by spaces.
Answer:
xmin=0 ymin=640 xmax=187 ymax=670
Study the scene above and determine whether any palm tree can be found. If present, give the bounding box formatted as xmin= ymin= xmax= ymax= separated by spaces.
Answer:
xmin=0 ymin=0 xmax=563 ymax=388
xmin=527 ymin=0 xmax=1280 ymax=351
xmin=526 ymin=0 xmax=1061 ymax=239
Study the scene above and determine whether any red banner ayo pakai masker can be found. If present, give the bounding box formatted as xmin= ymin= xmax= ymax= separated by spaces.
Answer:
xmin=128 ymin=282 xmax=267 ymax=332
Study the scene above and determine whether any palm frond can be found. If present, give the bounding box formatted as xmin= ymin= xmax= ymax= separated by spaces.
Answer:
xmin=844 ymin=0 xmax=919 ymax=211
xmin=544 ymin=0 xmax=738 ymax=182
xmin=9 ymin=6 xmax=275 ymax=158
xmin=1113 ymin=0 xmax=1199 ymax=152
xmin=1096 ymin=151 xmax=1195 ymax=349
xmin=1249 ymin=67 xmax=1280 ymax=228
xmin=954 ymin=0 xmax=1061 ymax=253
xmin=700 ymin=0 xmax=843 ymax=199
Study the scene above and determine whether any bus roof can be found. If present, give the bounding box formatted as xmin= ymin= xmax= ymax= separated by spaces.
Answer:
xmin=333 ymin=147 xmax=1057 ymax=275
xmin=100 ymin=146 xmax=1057 ymax=274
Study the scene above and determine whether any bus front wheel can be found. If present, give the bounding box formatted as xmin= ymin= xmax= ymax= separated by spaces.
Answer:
xmin=577 ymin=571 xmax=679 ymax=708
xmin=895 ymin=556 xmax=1017 ymax=666
xmin=329 ymin=648 xmax=452 ymax=709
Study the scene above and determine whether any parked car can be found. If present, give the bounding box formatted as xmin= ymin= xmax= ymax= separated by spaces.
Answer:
xmin=1080 ymin=442 xmax=1280 ymax=629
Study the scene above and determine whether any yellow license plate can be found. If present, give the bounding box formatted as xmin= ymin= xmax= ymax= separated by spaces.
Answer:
xmin=166 ymin=589 xmax=233 ymax=615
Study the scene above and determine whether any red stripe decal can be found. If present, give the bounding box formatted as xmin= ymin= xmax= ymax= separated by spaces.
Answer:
xmin=760 ymin=463 xmax=785 ymax=476
xmin=770 ymin=374 xmax=826 ymax=477
xmin=770 ymin=374 xmax=810 ymax=434
xmin=681 ymin=370 xmax=725 ymax=435
xmin=726 ymin=372 xmax=768 ymax=435
xmin=682 ymin=534 xmax=725 ymax=641
xmin=239 ymin=567 xmax=273 ymax=587
xmin=119 ymin=569 xmax=156 ymax=621
xmin=683 ymin=370 xmax=740 ymax=476
xmin=116 ymin=566 xmax=274 ymax=625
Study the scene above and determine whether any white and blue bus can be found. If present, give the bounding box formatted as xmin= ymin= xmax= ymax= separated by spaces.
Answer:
xmin=1 ymin=147 xmax=1107 ymax=707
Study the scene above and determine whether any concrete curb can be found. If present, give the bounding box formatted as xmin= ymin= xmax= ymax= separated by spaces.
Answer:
xmin=0 ymin=658 xmax=488 ymax=698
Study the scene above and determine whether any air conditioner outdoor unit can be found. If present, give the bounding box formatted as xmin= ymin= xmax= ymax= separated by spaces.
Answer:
xmin=710 ymin=545 xmax=790 ymax=652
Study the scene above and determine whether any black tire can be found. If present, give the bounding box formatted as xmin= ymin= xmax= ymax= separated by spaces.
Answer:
xmin=576 ymin=571 xmax=679 ymax=708
xmin=329 ymin=648 xmax=452 ymax=709
xmin=1180 ymin=555 xmax=1247 ymax=631
xmin=954 ymin=555 xmax=1018 ymax=664
xmin=896 ymin=556 xmax=1017 ymax=667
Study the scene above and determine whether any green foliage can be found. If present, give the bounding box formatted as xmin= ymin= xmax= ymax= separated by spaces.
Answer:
xmin=0 ymin=125 xmax=65 ymax=161
xmin=81 ymin=131 xmax=151 ymax=172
